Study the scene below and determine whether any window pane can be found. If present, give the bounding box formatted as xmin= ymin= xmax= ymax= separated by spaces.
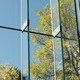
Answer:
xmin=60 ymin=0 xmax=78 ymax=39
xmin=51 ymin=0 xmax=61 ymax=37
xmin=76 ymin=0 xmax=80 ymax=40
xmin=60 ymin=0 xmax=80 ymax=79
xmin=0 ymin=29 xmax=21 ymax=79
xmin=22 ymin=0 xmax=27 ymax=30
xmin=51 ymin=0 xmax=63 ymax=79
xmin=30 ymin=34 xmax=54 ymax=80
xmin=0 ymin=0 xmax=21 ymax=29
xmin=29 ymin=0 xmax=51 ymax=35
xmin=54 ymin=38 xmax=63 ymax=80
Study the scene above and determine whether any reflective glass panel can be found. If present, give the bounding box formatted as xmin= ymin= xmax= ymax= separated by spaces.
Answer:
xmin=22 ymin=32 xmax=28 ymax=79
xmin=0 ymin=29 xmax=21 ymax=79
xmin=54 ymin=38 xmax=63 ymax=80
xmin=60 ymin=0 xmax=80 ymax=79
xmin=51 ymin=0 xmax=61 ymax=37
xmin=30 ymin=34 xmax=54 ymax=80
xmin=29 ymin=0 xmax=51 ymax=35
xmin=77 ymin=0 xmax=80 ymax=32
xmin=51 ymin=0 xmax=63 ymax=80
xmin=76 ymin=0 xmax=80 ymax=42
xmin=22 ymin=0 xmax=27 ymax=31
xmin=0 ymin=0 xmax=21 ymax=29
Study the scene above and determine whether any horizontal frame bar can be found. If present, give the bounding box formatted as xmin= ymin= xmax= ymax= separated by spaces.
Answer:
xmin=0 ymin=26 xmax=77 ymax=41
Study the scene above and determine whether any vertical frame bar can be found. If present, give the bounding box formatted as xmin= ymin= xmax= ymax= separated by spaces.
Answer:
xmin=58 ymin=0 xmax=65 ymax=80
xmin=21 ymin=0 xmax=23 ymax=79
xmin=27 ymin=0 xmax=30 ymax=80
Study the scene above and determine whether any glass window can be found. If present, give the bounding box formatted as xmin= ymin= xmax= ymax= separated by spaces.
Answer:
xmin=0 ymin=0 xmax=21 ymax=29
xmin=29 ymin=0 xmax=51 ymax=35
xmin=60 ymin=0 xmax=80 ymax=79
xmin=51 ymin=0 xmax=63 ymax=79
xmin=30 ymin=34 xmax=54 ymax=80
xmin=22 ymin=0 xmax=27 ymax=30
xmin=0 ymin=29 xmax=21 ymax=79
xmin=54 ymin=38 xmax=63 ymax=80
xmin=0 ymin=0 xmax=79 ymax=80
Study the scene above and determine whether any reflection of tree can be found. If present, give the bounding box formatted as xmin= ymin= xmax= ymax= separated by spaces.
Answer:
xmin=30 ymin=5 xmax=54 ymax=80
xmin=63 ymin=40 xmax=80 ymax=79
xmin=30 ymin=0 xmax=80 ymax=80
xmin=60 ymin=0 xmax=80 ymax=79
xmin=0 ymin=64 xmax=21 ymax=80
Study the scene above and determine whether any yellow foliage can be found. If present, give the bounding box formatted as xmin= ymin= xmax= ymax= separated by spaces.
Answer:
xmin=30 ymin=64 xmax=39 ymax=75
xmin=60 ymin=0 xmax=64 ymax=8
xmin=63 ymin=41 xmax=71 ymax=47
xmin=66 ymin=0 xmax=70 ymax=4
xmin=0 ymin=64 xmax=20 ymax=80
xmin=33 ymin=39 xmax=53 ymax=60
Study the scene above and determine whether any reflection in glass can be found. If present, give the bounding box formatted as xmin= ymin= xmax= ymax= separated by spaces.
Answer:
xmin=30 ymin=34 xmax=54 ymax=80
xmin=22 ymin=32 xmax=28 ymax=79
xmin=54 ymin=38 xmax=63 ymax=80
xmin=60 ymin=0 xmax=80 ymax=79
xmin=0 ymin=29 xmax=21 ymax=79
xmin=76 ymin=0 xmax=80 ymax=42
xmin=29 ymin=0 xmax=51 ymax=34
xmin=79 ymin=0 xmax=80 ymax=8
xmin=63 ymin=39 xmax=80 ymax=79
xmin=0 ymin=0 xmax=21 ymax=28
xmin=51 ymin=0 xmax=63 ymax=80
xmin=22 ymin=0 xmax=27 ymax=29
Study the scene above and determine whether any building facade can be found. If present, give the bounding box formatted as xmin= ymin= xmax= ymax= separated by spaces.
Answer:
xmin=0 ymin=0 xmax=79 ymax=80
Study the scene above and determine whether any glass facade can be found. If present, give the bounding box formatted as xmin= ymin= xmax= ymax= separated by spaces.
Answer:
xmin=59 ymin=0 xmax=80 ymax=80
xmin=0 ymin=0 xmax=79 ymax=80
